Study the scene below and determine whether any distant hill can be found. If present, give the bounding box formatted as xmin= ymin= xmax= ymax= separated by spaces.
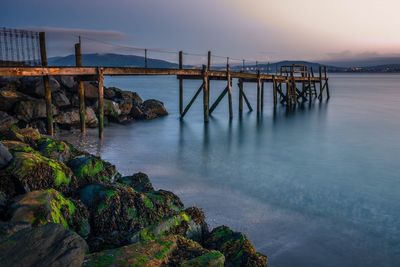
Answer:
xmin=48 ymin=54 xmax=400 ymax=73
xmin=320 ymin=57 xmax=400 ymax=68
xmin=49 ymin=53 xmax=179 ymax=68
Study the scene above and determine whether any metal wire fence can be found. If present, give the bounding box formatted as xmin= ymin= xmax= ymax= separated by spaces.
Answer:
xmin=0 ymin=27 xmax=41 ymax=66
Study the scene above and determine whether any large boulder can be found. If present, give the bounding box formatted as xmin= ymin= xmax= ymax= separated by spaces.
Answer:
xmin=67 ymin=155 xmax=118 ymax=185
xmin=204 ymin=225 xmax=267 ymax=267
xmin=130 ymin=207 xmax=209 ymax=244
xmin=3 ymin=126 xmax=42 ymax=146
xmin=32 ymin=77 xmax=61 ymax=97
xmin=78 ymin=184 xmax=183 ymax=251
xmin=5 ymin=151 xmax=75 ymax=194
xmin=103 ymin=99 xmax=121 ymax=119
xmin=0 ymin=111 xmax=18 ymax=132
xmin=0 ymin=142 xmax=12 ymax=169
xmin=9 ymin=189 xmax=90 ymax=237
xmin=55 ymin=107 xmax=98 ymax=129
xmin=14 ymin=99 xmax=58 ymax=122
xmin=0 ymin=223 xmax=88 ymax=267
xmin=83 ymin=235 xmax=224 ymax=267
xmin=37 ymin=137 xmax=73 ymax=162
xmin=0 ymin=87 xmax=29 ymax=112
xmin=53 ymin=90 xmax=71 ymax=108
xmin=116 ymin=172 xmax=154 ymax=192
xmin=141 ymin=99 xmax=168 ymax=120
xmin=60 ymin=76 xmax=76 ymax=89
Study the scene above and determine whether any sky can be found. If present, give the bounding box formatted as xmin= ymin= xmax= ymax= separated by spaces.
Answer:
xmin=1 ymin=0 xmax=400 ymax=63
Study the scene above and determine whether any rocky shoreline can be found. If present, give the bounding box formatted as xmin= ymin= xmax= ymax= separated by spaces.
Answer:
xmin=0 ymin=126 xmax=267 ymax=266
xmin=0 ymin=76 xmax=168 ymax=133
xmin=0 ymin=77 xmax=268 ymax=266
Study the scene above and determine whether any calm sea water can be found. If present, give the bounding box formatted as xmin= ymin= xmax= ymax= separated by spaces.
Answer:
xmin=60 ymin=74 xmax=400 ymax=267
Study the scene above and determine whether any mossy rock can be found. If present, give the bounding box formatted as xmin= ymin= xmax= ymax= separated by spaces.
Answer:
xmin=9 ymin=189 xmax=90 ymax=238
xmin=67 ymin=155 xmax=118 ymax=185
xmin=116 ymin=172 xmax=154 ymax=193
xmin=36 ymin=137 xmax=72 ymax=162
xmin=78 ymin=184 xmax=184 ymax=251
xmin=83 ymin=235 xmax=224 ymax=267
xmin=83 ymin=235 xmax=179 ymax=267
xmin=204 ymin=226 xmax=267 ymax=267
xmin=3 ymin=126 xmax=41 ymax=146
xmin=6 ymin=151 xmax=76 ymax=193
xmin=181 ymin=251 xmax=225 ymax=267
xmin=130 ymin=207 xmax=208 ymax=244
xmin=1 ymin=140 xmax=34 ymax=154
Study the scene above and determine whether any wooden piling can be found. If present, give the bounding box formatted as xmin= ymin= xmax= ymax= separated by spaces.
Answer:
xmin=202 ymin=65 xmax=209 ymax=122
xmin=97 ymin=68 xmax=104 ymax=139
xmin=227 ymin=64 xmax=233 ymax=119
xmin=324 ymin=66 xmax=330 ymax=99
xmin=261 ymin=81 xmax=265 ymax=110
xmin=273 ymin=76 xmax=277 ymax=106
xmin=238 ymin=78 xmax=243 ymax=114
xmin=257 ymin=71 xmax=261 ymax=113
xmin=75 ymin=41 xmax=86 ymax=133
xmin=318 ymin=66 xmax=323 ymax=100
xmin=39 ymin=32 xmax=54 ymax=136
xmin=179 ymin=51 xmax=183 ymax=116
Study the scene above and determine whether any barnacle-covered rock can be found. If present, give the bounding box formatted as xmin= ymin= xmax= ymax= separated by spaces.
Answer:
xmin=204 ymin=225 xmax=267 ymax=267
xmin=9 ymin=189 xmax=90 ymax=238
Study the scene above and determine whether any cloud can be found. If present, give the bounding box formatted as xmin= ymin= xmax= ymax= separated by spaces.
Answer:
xmin=22 ymin=26 xmax=130 ymax=56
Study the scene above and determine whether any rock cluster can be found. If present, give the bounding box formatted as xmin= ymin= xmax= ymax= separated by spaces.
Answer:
xmin=0 ymin=126 xmax=267 ymax=266
xmin=0 ymin=77 xmax=168 ymax=133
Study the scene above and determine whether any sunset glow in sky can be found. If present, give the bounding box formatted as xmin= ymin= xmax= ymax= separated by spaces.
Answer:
xmin=2 ymin=0 xmax=400 ymax=62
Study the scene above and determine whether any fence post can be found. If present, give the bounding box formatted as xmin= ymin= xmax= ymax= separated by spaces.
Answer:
xmin=179 ymin=51 xmax=183 ymax=116
xmin=39 ymin=32 xmax=54 ymax=136
xmin=75 ymin=39 xmax=86 ymax=133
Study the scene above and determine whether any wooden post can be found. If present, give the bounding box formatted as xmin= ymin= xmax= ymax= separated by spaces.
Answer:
xmin=238 ymin=78 xmax=243 ymax=114
xmin=324 ymin=66 xmax=330 ymax=99
xmin=179 ymin=51 xmax=183 ymax=116
xmin=39 ymin=32 xmax=54 ymax=136
xmin=308 ymin=71 xmax=312 ymax=103
xmin=75 ymin=40 xmax=86 ymax=133
xmin=145 ymin=49 xmax=148 ymax=68
xmin=202 ymin=65 xmax=209 ymax=122
xmin=273 ymin=76 xmax=277 ymax=106
xmin=319 ymin=66 xmax=323 ymax=100
xmin=257 ymin=70 xmax=261 ymax=113
xmin=207 ymin=51 xmax=211 ymax=70
xmin=261 ymin=81 xmax=265 ymax=110
xmin=97 ymin=68 xmax=104 ymax=139
xmin=227 ymin=64 xmax=233 ymax=119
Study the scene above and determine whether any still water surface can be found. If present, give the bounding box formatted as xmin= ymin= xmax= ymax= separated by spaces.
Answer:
xmin=60 ymin=74 xmax=400 ymax=267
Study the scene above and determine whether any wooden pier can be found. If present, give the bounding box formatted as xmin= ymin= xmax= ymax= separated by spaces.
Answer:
xmin=0 ymin=29 xmax=330 ymax=139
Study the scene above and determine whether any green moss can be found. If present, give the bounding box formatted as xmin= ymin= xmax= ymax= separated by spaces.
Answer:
xmin=44 ymin=189 xmax=76 ymax=228
xmin=143 ymin=195 xmax=154 ymax=209
xmin=154 ymin=240 xmax=173 ymax=260
xmin=182 ymin=251 xmax=225 ymax=267
xmin=7 ymin=151 xmax=71 ymax=187
xmin=68 ymin=155 xmax=107 ymax=180
xmin=127 ymin=207 xmax=138 ymax=219
xmin=139 ymin=228 xmax=156 ymax=241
